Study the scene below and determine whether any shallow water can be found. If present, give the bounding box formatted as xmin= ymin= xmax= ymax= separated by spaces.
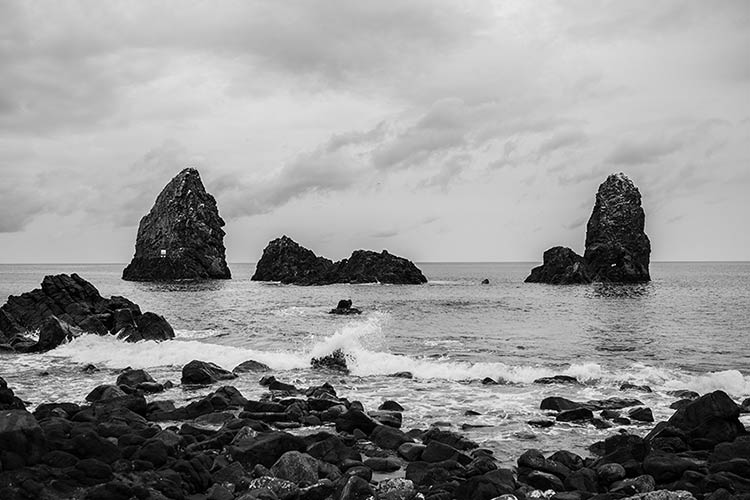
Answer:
xmin=1 ymin=262 xmax=749 ymax=464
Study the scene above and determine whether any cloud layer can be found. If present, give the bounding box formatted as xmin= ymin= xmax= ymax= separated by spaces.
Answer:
xmin=1 ymin=0 xmax=749 ymax=262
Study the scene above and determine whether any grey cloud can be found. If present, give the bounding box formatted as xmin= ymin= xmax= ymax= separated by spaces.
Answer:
xmin=607 ymin=136 xmax=683 ymax=165
xmin=563 ymin=214 xmax=588 ymax=231
xmin=537 ymin=129 xmax=588 ymax=158
xmin=0 ymin=185 xmax=46 ymax=232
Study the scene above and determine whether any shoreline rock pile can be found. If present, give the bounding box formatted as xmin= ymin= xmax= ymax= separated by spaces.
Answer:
xmin=252 ymin=235 xmax=427 ymax=285
xmin=0 ymin=274 xmax=174 ymax=353
xmin=0 ymin=360 xmax=746 ymax=500
xmin=526 ymin=173 xmax=651 ymax=284
xmin=123 ymin=168 xmax=231 ymax=282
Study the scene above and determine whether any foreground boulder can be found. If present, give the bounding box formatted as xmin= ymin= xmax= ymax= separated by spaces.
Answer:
xmin=0 ymin=274 xmax=174 ymax=351
xmin=122 ymin=167 xmax=231 ymax=281
xmin=252 ymin=235 xmax=427 ymax=285
xmin=526 ymin=173 xmax=651 ymax=284
xmin=181 ymin=360 xmax=237 ymax=385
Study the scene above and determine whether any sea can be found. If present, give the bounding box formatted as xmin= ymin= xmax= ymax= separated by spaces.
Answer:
xmin=1 ymin=262 xmax=749 ymax=465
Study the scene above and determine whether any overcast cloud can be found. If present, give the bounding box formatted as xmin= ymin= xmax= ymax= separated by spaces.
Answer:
xmin=0 ymin=0 xmax=748 ymax=262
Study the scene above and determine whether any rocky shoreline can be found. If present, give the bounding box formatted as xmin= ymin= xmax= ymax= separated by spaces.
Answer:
xmin=1 ymin=359 xmax=748 ymax=500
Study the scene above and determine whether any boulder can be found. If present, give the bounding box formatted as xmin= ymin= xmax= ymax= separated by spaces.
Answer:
xmin=122 ymin=168 xmax=231 ymax=281
xmin=664 ymin=390 xmax=745 ymax=445
xmin=525 ymin=247 xmax=590 ymax=285
xmin=181 ymin=360 xmax=237 ymax=385
xmin=0 ymin=410 xmax=46 ymax=469
xmin=0 ymin=273 xmax=174 ymax=351
xmin=116 ymin=368 xmax=155 ymax=388
xmin=310 ymin=349 xmax=349 ymax=373
xmin=233 ymin=360 xmax=271 ymax=373
xmin=525 ymin=172 xmax=651 ymax=284
xmin=251 ymin=235 xmax=427 ymax=285
xmin=270 ymin=450 xmax=319 ymax=485
xmin=584 ymin=172 xmax=651 ymax=282
xmin=0 ymin=377 xmax=26 ymax=411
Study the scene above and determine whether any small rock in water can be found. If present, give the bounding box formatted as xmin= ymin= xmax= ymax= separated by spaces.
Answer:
xmin=527 ymin=419 xmax=555 ymax=428
xmin=482 ymin=377 xmax=499 ymax=385
xmin=388 ymin=371 xmax=413 ymax=379
xmin=310 ymin=348 xmax=349 ymax=373
xmin=379 ymin=400 xmax=405 ymax=411
xmin=481 ymin=278 xmax=490 ymax=284
xmin=232 ymin=359 xmax=271 ymax=373
xmin=620 ymin=382 xmax=653 ymax=393
xmin=329 ymin=299 xmax=362 ymax=315
xmin=81 ymin=364 xmax=100 ymax=373
xmin=534 ymin=375 xmax=580 ymax=385
xmin=465 ymin=410 xmax=481 ymax=416
xmin=628 ymin=407 xmax=654 ymax=422
xmin=181 ymin=360 xmax=237 ymax=385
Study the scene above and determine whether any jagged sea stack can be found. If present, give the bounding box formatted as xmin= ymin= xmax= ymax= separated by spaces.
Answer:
xmin=122 ymin=168 xmax=231 ymax=281
xmin=252 ymin=235 xmax=427 ymax=285
xmin=583 ymin=173 xmax=651 ymax=282
xmin=525 ymin=172 xmax=650 ymax=284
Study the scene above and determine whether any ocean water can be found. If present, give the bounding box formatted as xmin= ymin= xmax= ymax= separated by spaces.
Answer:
xmin=1 ymin=262 xmax=749 ymax=464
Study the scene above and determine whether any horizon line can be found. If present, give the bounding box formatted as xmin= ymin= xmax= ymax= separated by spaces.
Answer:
xmin=1 ymin=260 xmax=749 ymax=265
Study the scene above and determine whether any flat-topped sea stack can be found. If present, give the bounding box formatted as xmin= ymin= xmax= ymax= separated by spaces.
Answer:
xmin=252 ymin=235 xmax=427 ymax=285
xmin=526 ymin=173 xmax=651 ymax=284
xmin=0 ymin=273 xmax=174 ymax=352
xmin=122 ymin=168 xmax=231 ymax=281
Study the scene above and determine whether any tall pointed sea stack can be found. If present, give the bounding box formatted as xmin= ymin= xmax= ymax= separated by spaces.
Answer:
xmin=122 ymin=168 xmax=231 ymax=281
xmin=525 ymin=172 xmax=650 ymax=284
xmin=584 ymin=172 xmax=651 ymax=282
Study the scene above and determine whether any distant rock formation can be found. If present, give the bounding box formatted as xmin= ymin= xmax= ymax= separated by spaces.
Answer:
xmin=0 ymin=274 xmax=174 ymax=352
xmin=122 ymin=168 xmax=231 ymax=281
xmin=252 ymin=235 xmax=427 ymax=285
xmin=584 ymin=173 xmax=651 ymax=282
xmin=525 ymin=173 xmax=651 ymax=284
xmin=525 ymin=246 xmax=589 ymax=285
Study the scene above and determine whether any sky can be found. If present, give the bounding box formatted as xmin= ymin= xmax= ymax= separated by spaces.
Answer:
xmin=0 ymin=1 xmax=749 ymax=264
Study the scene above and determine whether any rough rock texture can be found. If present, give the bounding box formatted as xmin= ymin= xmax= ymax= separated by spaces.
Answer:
xmin=252 ymin=235 xmax=427 ymax=285
xmin=122 ymin=168 xmax=231 ymax=281
xmin=0 ymin=274 xmax=174 ymax=352
xmin=584 ymin=172 xmax=651 ymax=282
xmin=525 ymin=246 xmax=589 ymax=284
xmin=526 ymin=173 xmax=651 ymax=284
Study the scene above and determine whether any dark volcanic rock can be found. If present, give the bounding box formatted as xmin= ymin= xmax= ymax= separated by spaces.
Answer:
xmin=181 ymin=360 xmax=238 ymax=385
xmin=525 ymin=247 xmax=589 ymax=284
xmin=661 ymin=390 xmax=746 ymax=446
xmin=122 ymin=168 xmax=231 ymax=281
xmin=525 ymin=173 xmax=651 ymax=284
xmin=251 ymin=235 xmax=427 ymax=285
xmin=311 ymin=349 xmax=349 ymax=373
xmin=329 ymin=299 xmax=362 ymax=315
xmin=0 ymin=273 xmax=174 ymax=351
xmin=584 ymin=173 xmax=651 ymax=282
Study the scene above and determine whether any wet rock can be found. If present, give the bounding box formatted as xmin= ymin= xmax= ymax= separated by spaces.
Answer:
xmin=0 ymin=409 xmax=46 ymax=469
xmin=524 ymin=470 xmax=565 ymax=491
xmin=365 ymin=456 xmax=401 ymax=472
xmin=339 ymin=475 xmax=376 ymax=500
xmin=389 ymin=371 xmax=414 ymax=379
xmin=620 ymin=383 xmax=653 ymax=393
xmin=371 ymin=425 xmax=410 ymax=450
xmin=642 ymin=453 xmax=704 ymax=483
xmin=398 ymin=442 xmax=426 ymax=462
xmin=245 ymin=476 xmax=300 ymax=500
xmin=541 ymin=397 xmax=586 ymax=412
xmin=374 ymin=478 xmax=418 ymax=500
xmin=329 ymin=299 xmax=362 ymax=315
xmin=122 ymin=168 xmax=231 ymax=281
xmin=233 ymin=360 xmax=271 ymax=373
xmin=629 ymin=407 xmax=654 ymax=423
xmin=534 ymin=375 xmax=580 ymax=385
xmin=525 ymin=247 xmax=590 ymax=285
xmin=664 ymin=390 xmax=745 ymax=446
xmin=621 ymin=490 xmax=697 ymax=500
xmin=556 ymin=408 xmax=594 ymax=422
xmin=528 ymin=419 xmax=555 ymax=428
xmin=0 ymin=274 xmax=174 ymax=350
xmin=597 ymin=463 xmax=627 ymax=484
xmin=229 ymin=431 xmax=307 ymax=468
xmin=564 ymin=467 xmax=598 ymax=492
xmin=584 ymin=173 xmax=651 ymax=282
xmin=481 ymin=278 xmax=490 ymax=284
xmin=310 ymin=349 xmax=349 ymax=373
xmin=181 ymin=360 xmax=237 ymax=385
xmin=270 ymin=450 xmax=319 ymax=486
xmin=379 ymin=400 xmax=404 ymax=411
xmin=251 ymin=235 xmax=427 ymax=285
xmin=116 ymin=368 xmax=155 ymax=388
xmin=0 ymin=377 xmax=26 ymax=411
xmin=335 ymin=409 xmax=379 ymax=435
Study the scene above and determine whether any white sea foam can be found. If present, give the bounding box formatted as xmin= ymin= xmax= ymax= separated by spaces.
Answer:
xmin=39 ymin=311 xmax=750 ymax=398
